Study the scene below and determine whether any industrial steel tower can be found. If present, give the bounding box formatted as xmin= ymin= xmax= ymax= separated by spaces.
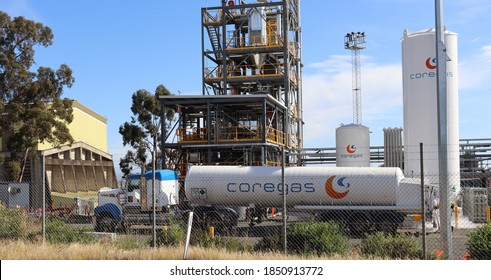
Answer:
xmin=344 ymin=32 xmax=366 ymax=125
xmin=160 ymin=0 xmax=303 ymax=181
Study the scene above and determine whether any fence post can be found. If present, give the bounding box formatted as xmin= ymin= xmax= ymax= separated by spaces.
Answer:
xmin=420 ymin=143 xmax=426 ymax=259
xmin=281 ymin=147 xmax=287 ymax=255
xmin=42 ymin=154 xmax=46 ymax=244
xmin=183 ymin=211 xmax=194 ymax=260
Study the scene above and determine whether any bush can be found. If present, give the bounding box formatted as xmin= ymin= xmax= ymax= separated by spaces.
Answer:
xmin=287 ymin=222 xmax=350 ymax=257
xmin=7 ymin=160 xmax=21 ymax=181
xmin=45 ymin=219 xmax=94 ymax=244
xmin=254 ymin=222 xmax=350 ymax=257
xmin=156 ymin=224 xmax=185 ymax=247
xmin=254 ymin=234 xmax=283 ymax=253
xmin=0 ymin=205 xmax=28 ymax=239
xmin=360 ymin=232 xmax=421 ymax=259
xmin=466 ymin=223 xmax=491 ymax=260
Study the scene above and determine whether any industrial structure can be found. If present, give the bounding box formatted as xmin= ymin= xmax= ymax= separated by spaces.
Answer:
xmin=160 ymin=0 xmax=303 ymax=180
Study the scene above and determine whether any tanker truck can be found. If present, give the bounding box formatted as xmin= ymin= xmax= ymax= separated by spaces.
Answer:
xmin=185 ymin=165 xmax=438 ymax=235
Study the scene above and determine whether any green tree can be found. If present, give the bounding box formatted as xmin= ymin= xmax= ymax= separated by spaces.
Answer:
xmin=119 ymin=85 xmax=174 ymax=175
xmin=0 ymin=12 xmax=75 ymax=172
xmin=119 ymin=148 xmax=147 ymax=178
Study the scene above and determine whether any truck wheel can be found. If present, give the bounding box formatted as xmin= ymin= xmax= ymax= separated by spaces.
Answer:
xmin=206 ymin=215 xmax=224 ymax=235
xmin=96 ymin=214 xmax=116 ymax=232
xmin=348 ymin=214 xmax=371 ymax=237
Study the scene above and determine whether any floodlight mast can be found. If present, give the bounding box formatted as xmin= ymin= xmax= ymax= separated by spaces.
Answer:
xmin=344 ymin=32 xmax=366 ymax=125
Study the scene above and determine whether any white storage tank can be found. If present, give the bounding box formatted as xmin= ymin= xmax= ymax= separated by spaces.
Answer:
xmin=336 ymin=124 xmax=370 ymax=167
xmin=185 ymin=165 xmax=431 ymax=211
xmin=401 ymin=29 xmax=460 ymax=200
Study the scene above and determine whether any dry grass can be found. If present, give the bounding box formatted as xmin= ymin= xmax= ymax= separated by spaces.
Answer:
xmin=0 ymin=240 xmax=358 ymax=260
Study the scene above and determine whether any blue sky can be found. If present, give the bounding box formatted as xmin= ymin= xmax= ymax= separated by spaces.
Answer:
xmin=1 ymin=0 xmax=491 ymax=171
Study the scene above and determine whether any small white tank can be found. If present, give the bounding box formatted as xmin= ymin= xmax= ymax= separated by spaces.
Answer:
xmin=336 ymin=124 xmax=370 ymax=167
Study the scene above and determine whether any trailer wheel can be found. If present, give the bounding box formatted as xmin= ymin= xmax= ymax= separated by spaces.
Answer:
xmin=348 ymin=213 xmax=371 ymax=237
xmin=376 ymin=217 xmax=398 ymax=236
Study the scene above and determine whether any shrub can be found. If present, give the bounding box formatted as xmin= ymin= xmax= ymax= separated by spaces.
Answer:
xmin=45 ymin=219 xmax=94 ymax=244
xmin=156 ymin=224 xmax=185 ymax=247
xmin=360 ymin=232 xmax=421 ymax=259
xmin=6 ymin=160 xmax=21 ymax=181
xmin=466 ymin=223 xmax=491 ymax=260
xmin=287 ymin=222 xmax=350 ymax=257
xmin=0 ymin=205 xmax=28 ymax=239
xmin=254 ymin=222 xmax=350 ymax=256
xmin=254 ymin=234 xmax=283 ymax=253
xmin=186 ymin=227 xmax=251 ymax=252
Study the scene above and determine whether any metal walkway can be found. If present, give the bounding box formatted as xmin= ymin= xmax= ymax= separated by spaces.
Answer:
xmin=292 ymin=138 xmax=491 ymax=171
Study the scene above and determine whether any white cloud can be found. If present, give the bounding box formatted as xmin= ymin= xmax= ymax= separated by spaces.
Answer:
xmin=459 ymin=44 xmax=491 ymax=90
xmin=482 ymin=45 xmax=491 ymax=61
xmin=302 ymin=55 xmax=403 ymax=148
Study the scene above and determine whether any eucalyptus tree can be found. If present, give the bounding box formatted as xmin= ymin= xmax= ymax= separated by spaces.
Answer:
xmin=0 ymin=12 xmax=75 ymax=179
xmin=119 ymin=85 xmax=174 ymax=175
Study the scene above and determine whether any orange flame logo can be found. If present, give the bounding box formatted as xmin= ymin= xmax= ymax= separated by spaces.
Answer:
xmin=346 ymin=144 xmax=356 ymax=154
xmin=325 ymin=176 xmax=350 ymax=199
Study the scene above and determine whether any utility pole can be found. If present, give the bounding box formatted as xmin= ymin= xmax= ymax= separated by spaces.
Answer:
xmin=435 ymin=0 xmax=453 ymax=259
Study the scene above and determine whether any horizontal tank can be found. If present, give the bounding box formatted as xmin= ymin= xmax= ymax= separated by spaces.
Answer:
xmin=336 ymin=124 xmax=370 ymax=167
xmin=185 ymin=165 xmax=431 ymax=212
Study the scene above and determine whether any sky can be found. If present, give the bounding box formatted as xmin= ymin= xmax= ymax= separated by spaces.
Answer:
xmin=1 ymin=0 xmax=491 ymax=173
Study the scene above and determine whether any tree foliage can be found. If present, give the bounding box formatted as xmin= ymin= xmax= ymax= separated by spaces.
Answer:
xmin=119 ymin=85 xmax=174 ymax=177
xmin=0 ymin=11 xmax=75 ymax=159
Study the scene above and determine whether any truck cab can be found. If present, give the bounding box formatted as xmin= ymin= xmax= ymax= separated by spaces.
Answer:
xmin=94 ymin=170 xmax=180 ymax=232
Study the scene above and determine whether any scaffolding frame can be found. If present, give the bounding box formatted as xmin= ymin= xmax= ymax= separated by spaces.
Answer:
xmin=160 ymin=0 xmax=303 ymax=184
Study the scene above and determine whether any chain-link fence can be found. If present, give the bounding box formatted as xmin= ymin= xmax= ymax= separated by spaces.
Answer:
xmin=0 ymin=167 xmax=490 ymax=260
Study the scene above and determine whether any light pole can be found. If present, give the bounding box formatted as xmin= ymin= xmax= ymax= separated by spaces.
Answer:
xmin=344 ymin=32 xmax=366 ymax=125
xmin=151 ymin=138 xmax=157 ymax=248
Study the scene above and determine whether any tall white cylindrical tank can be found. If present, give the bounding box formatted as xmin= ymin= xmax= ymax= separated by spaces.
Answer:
xmin=336 ymin=124 xmax=370 ymax=167
xmin=401 ymin=29 xmax=460 ymax=201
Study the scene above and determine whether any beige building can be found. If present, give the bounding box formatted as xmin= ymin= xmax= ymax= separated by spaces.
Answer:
xmin=1 ymin=100 xmax=117 ymax=209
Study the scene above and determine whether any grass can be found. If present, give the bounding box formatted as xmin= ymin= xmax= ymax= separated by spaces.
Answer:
xmin=0 ymin=239 xmax=360 ymax=260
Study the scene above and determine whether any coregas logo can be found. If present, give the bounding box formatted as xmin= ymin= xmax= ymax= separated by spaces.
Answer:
xmin=325 ymin=176 xmax=350 ymax=199
xmin=425 ymin=57 xmax=437 ymax=70
xmin=341 ymin=144 xmax=363 ymax=159
xmin=346 ymin=144 xmax=356 ymax=154
xmin=409 ymin=57 xmax=453 ymax=80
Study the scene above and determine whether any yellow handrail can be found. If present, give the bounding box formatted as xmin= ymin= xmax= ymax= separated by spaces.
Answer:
xmin=177 ymin=126 xmax=285 ymax=146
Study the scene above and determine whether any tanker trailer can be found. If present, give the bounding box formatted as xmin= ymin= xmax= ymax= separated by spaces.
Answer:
xmin=185 ymin=165 xmax=438 ymax=235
